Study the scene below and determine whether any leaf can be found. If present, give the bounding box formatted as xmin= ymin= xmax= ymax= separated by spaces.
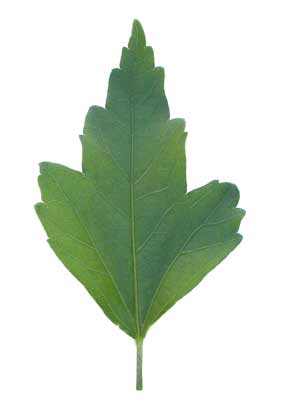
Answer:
xmin=35 ymin=20 xmax=245 ymax=390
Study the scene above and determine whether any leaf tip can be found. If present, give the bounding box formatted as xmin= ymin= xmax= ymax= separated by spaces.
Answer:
xmin=129 ymin=19 xmax=146 ymax=50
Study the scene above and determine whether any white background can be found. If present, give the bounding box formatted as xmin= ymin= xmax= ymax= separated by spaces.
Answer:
xmin=1 ymin=1 xmax=284 ymax=399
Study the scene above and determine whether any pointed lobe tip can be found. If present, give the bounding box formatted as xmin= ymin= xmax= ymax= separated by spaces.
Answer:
xmin=129 ymin=19 xmax=146 ymax=50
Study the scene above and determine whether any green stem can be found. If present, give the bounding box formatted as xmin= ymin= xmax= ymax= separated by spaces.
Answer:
xmin=136 ymin=338 xmax=143 ymax=390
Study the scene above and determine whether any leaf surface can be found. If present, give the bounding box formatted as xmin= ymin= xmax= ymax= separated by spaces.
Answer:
xmin=35 ymin=20 xmax=245 ymax=341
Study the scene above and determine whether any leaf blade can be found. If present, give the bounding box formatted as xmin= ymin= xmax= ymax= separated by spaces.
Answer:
xmin=36 ymin=20 xmax=245 ymax=345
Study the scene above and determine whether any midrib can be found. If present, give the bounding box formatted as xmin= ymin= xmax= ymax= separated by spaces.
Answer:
xmin=129 ymin=95 xmax=141 ymax=338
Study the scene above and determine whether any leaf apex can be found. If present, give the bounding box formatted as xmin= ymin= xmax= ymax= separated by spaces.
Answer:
xmin=129 ymin=19 xmax=146 ymax=50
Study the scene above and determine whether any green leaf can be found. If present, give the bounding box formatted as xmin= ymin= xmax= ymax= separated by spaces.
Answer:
xmin=35 ymin=19 xmax=245 ymax=390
